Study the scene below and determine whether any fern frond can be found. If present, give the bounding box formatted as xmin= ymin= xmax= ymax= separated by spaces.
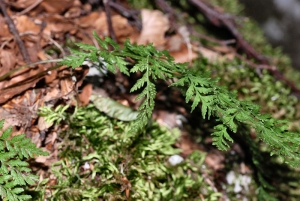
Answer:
xmin=212 ymin=124 xmax=234 ymax=151
xmin=0 ymin=119 xmax=49 ymax=201
xmin=130 ymin=56 xmax=157 ymax=131
xmin=60 ymin=34 xmax=300 ymax=166
xmin=172 ymin=64 xmax=300 ymax=165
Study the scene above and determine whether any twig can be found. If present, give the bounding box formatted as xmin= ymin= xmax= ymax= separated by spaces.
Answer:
xmin=103 ymin=0 xmax=116 ymax=42
xmin=0 ymin=0 xmax=31 ymax=63
xmin=0 ymin=62 xmax=63 ymax=90
xmin=186 ymin=0 xmax=300 ymax=95
xmin=154 ymin=0 xmax=177 ymax=31
xmin=1 ymin=31 xmax=41 ymax=49
xmin=42 ymin=34 xmax=66 ymax=57
xmin=109 ymin=1 xmax=142 ymax=30
xmin=187 ymin=0 xmax=268 ymax=64
xmin=193 ymin=31 xmax=236 ymax=46
xmin=17 ymin=0 xmax=43 ymax=16
xmin=0 ymin=59 xmax=63 ymax=82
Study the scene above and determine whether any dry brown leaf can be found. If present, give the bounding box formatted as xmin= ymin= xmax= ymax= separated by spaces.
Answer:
xmin=38 ymin=116 xmax=53 ymax=131
xmin=205 ymin=151 xmax=225 ymax=170
xmin=169 ymin=43 xmax=198 ymax=63
xmin=43 ymin=15 xmax=75 ymax=36
xmin=15 ymin=15 xmax=40 ymax=34
xmin=64 ymin=6 xmax=81 ymax=19
xmin=94 ymin=13 xmax=137 ymax=41
xmin=0 ymin=90 xmax=42 ymax=131
xmin=26 ymin=46 xmax=39 ymax=62
xmin=44 ymin=88 xmax=60 ymax=102
xmin=0 ymin=49 xmax=17 ymax=74
xmin=153 ymin=110 xmax=179 ymax=128
xmin=60 ymin=77 xmax=74 ymax=97
xmin=0 ymin=16 xmax=11 ymax=38
xmin=0 ymin=65 xmax=46 ymax=103
xmin=9 ymin=0 xmax=37 ymax=9
xmin=197 ymin=46 xmax=221 ymax=62
xmin=137 ymin=9 xmax=169 ymax=47
xmin=78 ymin=12 xmax=101 ymax=28
xmin=44 ymin=69 xmax=57 ymax=85
xmin=41 ymin=0 xmax=74 ymax=14
xmin=64 ymin=0 xmax=82 ymax=18
xmin=78 ymin=83 xmax=92 ymax=106
xmin=166 ymin=34 xmax=182 ymax=52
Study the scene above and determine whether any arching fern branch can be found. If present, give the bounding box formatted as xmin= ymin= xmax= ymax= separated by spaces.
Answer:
xmin=61 ymin=32 xmax=300 ymax=167
xmin=171 ymin=67 xmax=300 ymax=167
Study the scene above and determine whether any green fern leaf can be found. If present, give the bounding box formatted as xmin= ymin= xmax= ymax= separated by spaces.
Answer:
xmin=75 ymin=43 xmax=98 ymax=51
xmin=93 ymin=32 xmax=108 ymax=50
xmin=1 ymin=126 xmax=12 ymax=140
xmin=212 ymin=124 xmax=234 ymax=151
xmin=130 ymin=74 xmax=148 ymax=92
xmin=0 ymin=119 xmax=49 ymax=201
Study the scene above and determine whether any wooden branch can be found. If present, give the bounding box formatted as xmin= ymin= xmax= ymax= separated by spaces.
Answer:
xmin=187 ymin=0 xmax=268 ymax=64
xmin=103 ymin=0 xmax=116 ymax=42
xmin=0 ymin=0 xmax=31 ymax=63
xmin=187 ymin=0 xmax=300 ymax=95
xmin=109 ymin=1 xmax=142 ymax=30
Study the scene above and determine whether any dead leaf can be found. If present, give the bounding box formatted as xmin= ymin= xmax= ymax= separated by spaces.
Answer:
xmin=197 ymin=46 xmax=220 ymax=62
xmin=38 ymin=116 xmax=53 ymax=131
xmin=9 ymin=0 xmax=37 ymax=9
xmin=169 ymin=42 xmax=198 ymax=63
xmin=205 ymin=151 xmax=225 ymax=170
xmin=94 ymin=13 xmax=137 ymax=42
xmin=153 ymin=110 xmax=179 ymax=128
xmin=0 ymin=90 xmax=42 ymax=131
xmin=60 ymin=77 xmax=74 ymax=97
xmin=0 ymin=65 xmax=46 ymax=104
xmin=43 ymin=15 xmax=75 ymax=36
xmin=15 ymin=15 xmax=40 ymax=34
xmin=78 ymin=12 xmax=101 ymax=28
xmin=41 ymin=0 xmax=74 ymax=14
xmin=137 ymin=9 xmax=169 ymax=47
xmin=0 ymin=49 xmax=17 ymax=74
xmin=78 ymin=83 xmax=92 ymax=106
xmin=0 ymin=16 xmax=11 ymax=38
xmin=44 ymin=88 xmax=60 ymax=102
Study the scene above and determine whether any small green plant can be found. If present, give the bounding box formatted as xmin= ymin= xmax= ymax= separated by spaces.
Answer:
xmin=0 ymin=119 xmax=49 ymax=201
xmin=61 ymin=32 xmax=300 ymax=168
xmin=38 ymin=105 xmax=69 ymax=125
xmin=39 ymin=103 xmax=221 ymax=200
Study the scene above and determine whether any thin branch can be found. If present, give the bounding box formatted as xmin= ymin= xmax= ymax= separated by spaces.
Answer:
xmin=103 ymin=0 xmax=116 ymax=42
xmin=0 ymin=0 xmax=31 ymax=63
xmin=187 ymin=0 xmax=267 ymax=64
xmin=17 ymin=0 xmax=43 ymax=16
xmin=0 ymin=59 xmax=62 ymax=82
xmin=154 ymin=0 xmax=177 ymax=31
xmin=187 ymin=0 xmax=300 ymax=95
xmin=109 ymin=1 xmax=142 ymax=30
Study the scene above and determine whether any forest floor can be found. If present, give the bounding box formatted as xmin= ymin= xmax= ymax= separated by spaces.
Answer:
xmin=1 ymin=0 xmax=298 ymax=200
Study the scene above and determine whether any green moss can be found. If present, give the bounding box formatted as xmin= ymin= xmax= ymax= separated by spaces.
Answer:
xmin=40 ymin=104 xmax=220 ymax=200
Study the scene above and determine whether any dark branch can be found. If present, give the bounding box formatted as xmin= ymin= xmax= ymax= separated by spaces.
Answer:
xmin=0 ymin=0 xmax=31 ymax=63
xmin=103 ymin=0 xmax=116 ymax=42
xmin=187 ymin=0 xmax=300 ymax=95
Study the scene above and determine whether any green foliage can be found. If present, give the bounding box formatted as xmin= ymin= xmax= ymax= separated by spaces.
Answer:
xmin=38 ymin=105 xmax=69 ymax=125
xmin=59 ymin=32 xmax=300 ymax=200
xmin=61 ymin=33 xmax=300 ymax=168
xmin=0 ymin=119 xmax=49 ymax=201
xmin=40 ymin=104 xmax=220 ymax=200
